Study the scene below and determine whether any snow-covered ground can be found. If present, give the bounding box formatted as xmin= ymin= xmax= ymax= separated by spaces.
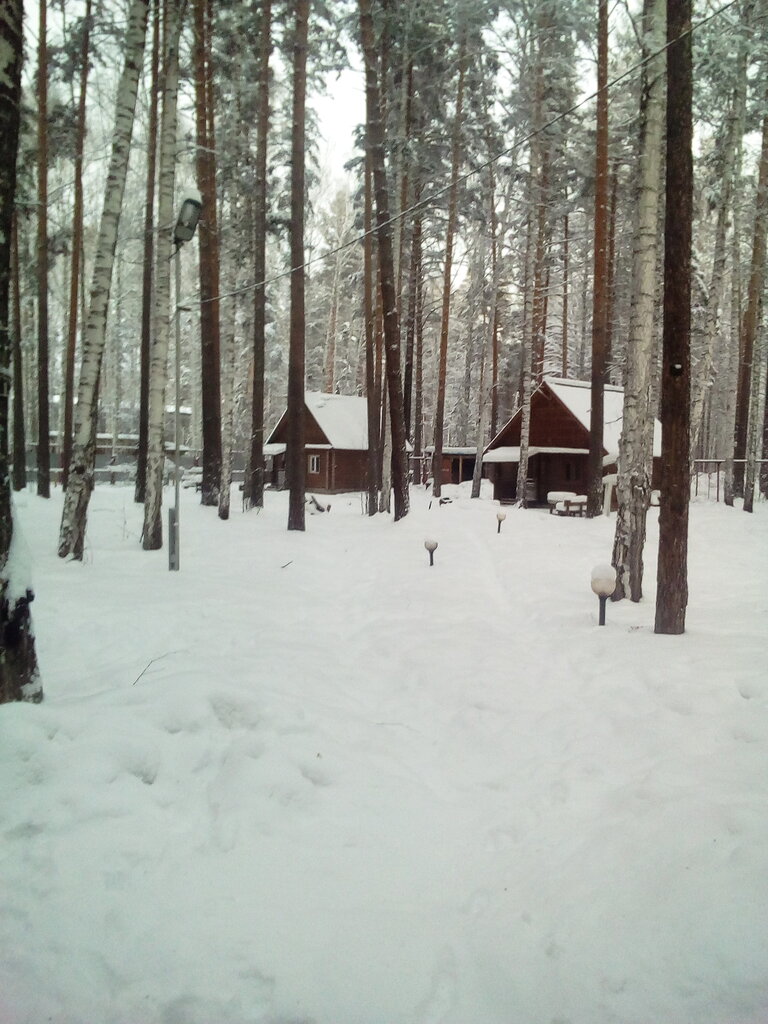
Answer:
xmin=1 ymin=482 xmax=767 ymax=1024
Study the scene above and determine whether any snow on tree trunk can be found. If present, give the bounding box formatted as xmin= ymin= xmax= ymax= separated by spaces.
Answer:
xmin=58 ymin=0 xmax=150 ymax=559
xmin=432 ymin=36 xmax=466 ymax=499
xmin=612 ymin=0 xmax=665 ymax=602
xmin=690 ymin=8 xmax=750 ymax=459
xmin=1 ymin=0 xmax=43 ymax=704
xmin=743 ymin=325 xmax=766 ymax=512
xmin=218 ymin=315 xmax=235 ymax=521
xmin=143 ymin=0 xmax=184 ymax=550
xmin=359 ymin=0 xmax=409 ymax=521
xmin=734 ymin=104 xmax=768 ymax=498
xmin=135 ymin=0 xmax=160 ymax=505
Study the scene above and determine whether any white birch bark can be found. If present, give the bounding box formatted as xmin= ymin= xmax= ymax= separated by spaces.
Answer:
xmin=690 ymin=10 xmax=750 ymax=457
xmin=473 ymin=176 xmax=512 ymax=499
xmin=743 ymin=324 xmax=766 ymax=511
xmin=611 ymin=0 xmax=665 ymax=601
xmin=143 ymin=0 xmax=184 ymax=550
xmin=218 ymin=313 xmax=235 ymax=521
xmin=57 ymin=0 xmax=149 ymax=559
xmin=516 ymin=213 xmax=536 ymax=505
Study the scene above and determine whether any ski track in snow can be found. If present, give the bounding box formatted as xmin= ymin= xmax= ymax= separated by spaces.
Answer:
xmin=0 ymin=483 xmax=767 ymax=1024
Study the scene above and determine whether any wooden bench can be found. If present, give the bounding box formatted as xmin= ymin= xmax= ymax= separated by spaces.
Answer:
xmin=548 ymin=492 xmax=587 ymax=517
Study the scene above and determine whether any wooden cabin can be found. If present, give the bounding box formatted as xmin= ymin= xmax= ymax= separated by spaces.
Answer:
xmin=483 ymin=377 xmax=662 ymax=504
xmin=265 ymin=392 xmax=371 ymax=494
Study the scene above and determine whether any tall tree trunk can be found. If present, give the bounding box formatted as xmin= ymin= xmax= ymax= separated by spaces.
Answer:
xmin=612 ymin=0 xmax=665 ymax=601
xmin=586 ymin=0 xmax=610 ymax=517
xmin=403 ymin=197 xmax=422 ymax=438
xmin=0 ymin=0 xmax=43 ymax=704
xmin=413 ymin=275 xmax=424 ymax=483
xmin=36 ymin=0 xmax=50 ymax=498
xmin=58 ymin=0 xmax=150 ymax=559
xmin=135 ymin=0 xmax=160 ymax=504
xmin=218 ymin=311 xmax=235 ymax=520
xmin=516 ymin=212 xmax=535 ymax=504
xmin=287 ymin=0 xmax=309 ymax=532
xmin=432 ymin=35 xmax=466 ymax=498
xmin=193 ymin=0 xmax=222 ymax=506
xmin=733 ymin=102 xmax=768 ymax=497
xmin=359 ymin=0 xmax=409 ymax=521
xmin=11 ymin=212 xmax=26 ymax=491
xmin=143 ymin=0 xmax=184 ymax=550
xmin=743 ymin=323 xmax=766 ymax=512
xmin=363 ymin=153 xmax=379 ymax=514
xmin=323 ymin=251 xmax=341 ymax=392
xmin=562 ymin=209 xmax=570 ymax=379
xmin=655 ymin=0 xmax=693 ymax=635
xmin=62 ymin=0 xmax=92 ymax=492
xmin=246 ymin=0 xmax=272 ymax=510
xmin=690 ymin=11 xmax=750 ymax=458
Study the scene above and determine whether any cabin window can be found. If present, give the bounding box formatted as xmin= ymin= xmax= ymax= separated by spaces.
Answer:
xmin=309 ymin=455 xmax=320 ymax=474
xmin=565 ymin=460 xmax=581 ymax=482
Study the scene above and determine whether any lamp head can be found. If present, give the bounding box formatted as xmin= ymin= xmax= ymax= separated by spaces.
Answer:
xmin=174 ymin=190 xmax=203 ymax=245
xmin=590 ymin=564 xmax=617 ymax=599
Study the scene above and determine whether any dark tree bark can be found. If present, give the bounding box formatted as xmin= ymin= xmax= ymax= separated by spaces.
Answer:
xmin=36 ymin=0 xmax=50 ymax=498
xmin=655 ymin=0 xmax=693 ymax=635
xmin=135 ymin=0 xmax=160 ymax=505
xmin=246 ymin=0 xmax=272 ymax=510
xmin=11 ymin=212 xmax=25 ymax=491
xmin=587 ymin=0 xmax=609 ymax=517
xmin=287 ymin=0 xmax=309 ymax=532
xmin=194 ymin=0 xmax=222 ymax=506
xmin=359 ymin=0 xmax=410 ymax=521
xmin=1 ymin=0 xmax=43 ymax=704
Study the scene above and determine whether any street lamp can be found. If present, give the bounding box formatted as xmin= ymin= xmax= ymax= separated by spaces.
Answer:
xmin=169 ymin=189 xmax=202 ymax=572
xmin=496 ymin=511 xmax=506 ymax=533
xmin=590 ymin=564 xmax=617 ymax=626
xmin=424 ymin=539 xmax=438 ymax=567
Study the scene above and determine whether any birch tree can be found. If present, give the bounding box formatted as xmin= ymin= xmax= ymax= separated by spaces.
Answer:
xmin=58 ymin=0 xmax=150 ymax=559
xmin=62 ymin=0 xmax=93 ymax=493
xmin=36 ymin=0 xmax=50 ymax=498
xmin=612 ymin=0 xmax=665 ymax=602
xmin=1 ymin=0 xmax=43 ymax=704
xmin=143 ymin=0 xmax=185 ymax=550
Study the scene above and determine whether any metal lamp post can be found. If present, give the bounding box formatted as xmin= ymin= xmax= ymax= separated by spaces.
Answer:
xmin=590 ymin=564 xmax=617 ymax=625
xmin=424 ymin=539 xmax=438 ymax=566
xmin=168 ymin=190 xmax=202 ymax=571
xmin=496 ymin=511 xmax=506 ymax=533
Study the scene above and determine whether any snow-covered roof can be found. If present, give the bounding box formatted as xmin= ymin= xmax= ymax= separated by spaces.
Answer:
xmin=305 ymin=392 xmax=369 ymax=451
xmin=545 ymin=378 xmax=661 ymax=458
xmin=483 ymin=445 xmax=589 ymax=464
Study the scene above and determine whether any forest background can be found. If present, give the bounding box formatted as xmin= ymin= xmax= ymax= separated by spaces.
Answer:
xmin=0 ymin=0 xmax=767 ymax=698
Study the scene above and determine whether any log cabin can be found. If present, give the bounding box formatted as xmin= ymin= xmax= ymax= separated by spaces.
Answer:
xmin=483 ymin=377 xmax=662 ymax=504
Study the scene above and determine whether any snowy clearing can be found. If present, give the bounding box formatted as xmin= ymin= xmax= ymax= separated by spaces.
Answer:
xmin=1 ymin=484 xmax=767 ymax=1024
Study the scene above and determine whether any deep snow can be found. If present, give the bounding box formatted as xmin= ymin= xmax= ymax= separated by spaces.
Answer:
xmin=1 ymin=483 xmax=767 ymax=1024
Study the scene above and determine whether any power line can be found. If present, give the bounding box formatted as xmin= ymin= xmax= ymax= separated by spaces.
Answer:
xmin=190 ymin=0 xmax=741 ymax=309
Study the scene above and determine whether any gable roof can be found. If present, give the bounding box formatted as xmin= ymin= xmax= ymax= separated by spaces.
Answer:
xmin=304 ymin=392 xmax=369 ymax=450
xmin=488 ymin=377 xmax=661 ymax=459
xmin=545 ymin=378 xmax=661 ymax=458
